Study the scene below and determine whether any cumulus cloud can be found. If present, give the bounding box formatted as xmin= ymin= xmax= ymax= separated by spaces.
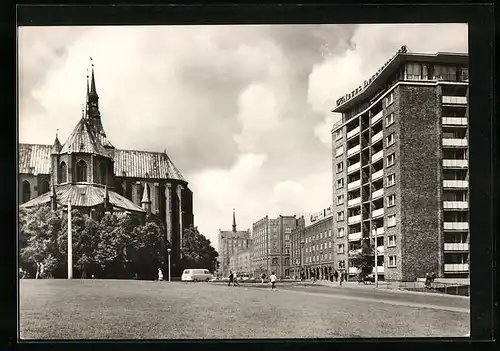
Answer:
xmin=18 ymin=24 xmax=468 ymax=248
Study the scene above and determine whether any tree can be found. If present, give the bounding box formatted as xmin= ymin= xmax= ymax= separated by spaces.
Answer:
xmin=349 ymin=238 xmax=374 ymax=278
xmin=94 ymin=213 xmax=132 ymax=270
xmin=181 ymin=225 xmax=218 ymax=271
xmin=19 ymin=206 xmax=64 ymax=276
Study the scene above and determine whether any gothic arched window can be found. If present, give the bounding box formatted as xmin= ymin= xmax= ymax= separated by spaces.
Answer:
xmin=40 ymin=181 xmax=50 ymax=194
xmin=98 ymin=162 xmax=107 ymax=184
xmin=22 ymin=180 xmax=31 ymax=203
xmin=125 ymin=183 xmax=133 ymax=201
xmin=76 ymin=160 xmax=87 ymax=182
xmin=59 ymin=162 xmax=67 ymax=184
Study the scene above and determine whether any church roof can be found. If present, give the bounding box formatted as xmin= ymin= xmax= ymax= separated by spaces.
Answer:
xmin=51 ymin=136 xmax=62 ymax=154
xmin=59 ymin=117 xmax=110 ymax=157
xmin=18 ymin=144 xmax=186 ymax=182
xmin=18 ymin=144 xmax=52 ymax=174
xmin=20 ymin=183 xmax=146 ymax=213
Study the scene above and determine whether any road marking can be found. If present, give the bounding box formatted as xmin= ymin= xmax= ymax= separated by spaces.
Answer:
xmin=274 ymin=289 xmax=470 ymax=314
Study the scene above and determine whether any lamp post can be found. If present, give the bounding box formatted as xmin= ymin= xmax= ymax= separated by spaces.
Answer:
xmin=167 ymin=248 xmax=172 ymax=282
xmin=373 ymin=223 xmax=378 ymax=288
xmin=67 ymin=202 xmax=73 ymax=280
xmin=300 ymin=240 xmax=304 ymax=280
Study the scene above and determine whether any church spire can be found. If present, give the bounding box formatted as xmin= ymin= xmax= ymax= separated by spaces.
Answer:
xmin=232 ymin=208 xmax=237 ymax=232
xmin=87 ymin=57 xmax=100 ymax=119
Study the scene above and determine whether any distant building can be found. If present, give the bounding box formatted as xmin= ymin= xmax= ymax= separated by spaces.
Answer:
xmin=251 ymin=215 xmax=300 ymax=279
xmin=291 ymin=207 xmax=333 ymax=280
xmin=218 ymin=209 xmax=251 ymax=277
xmin=331 ymin=46 xmax=469 ymax=280
xmin=229 ymin=250 xmax=253 ymax=275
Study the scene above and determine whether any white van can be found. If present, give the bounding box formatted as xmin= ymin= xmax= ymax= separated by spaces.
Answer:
xmin=181 ymin=269 xmax=212 ymax=282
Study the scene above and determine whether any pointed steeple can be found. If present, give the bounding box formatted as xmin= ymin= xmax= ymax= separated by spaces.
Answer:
xmin=51 ymin=130 xmax=62 ymax=154
xmin=141 ymin=183 xmax=151 ymax=215
xmin=90 ymin=62 xmax=97 ymax=95
xmin=232 ymin=208 xmax=237 ymax=232
xmin=103 ymin=185 xmax=110 ymax=211
xmin=50 ymin=180 xmax=57 ymax=210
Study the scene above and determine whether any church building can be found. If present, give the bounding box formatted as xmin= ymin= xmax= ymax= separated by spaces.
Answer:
xmin=19 ymin=63 xmax=194 ymax=276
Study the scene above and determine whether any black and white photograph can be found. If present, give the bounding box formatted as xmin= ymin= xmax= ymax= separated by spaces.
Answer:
xmin=18 ymin=19 xmax=474 ymax=339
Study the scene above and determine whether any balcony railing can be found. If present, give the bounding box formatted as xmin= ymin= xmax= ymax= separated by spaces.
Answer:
xmin=444 ymin=263 xmax=469 ymax=272
xmin=372 ymin=227 xmax=384 ymax=236
xmin=443 ymin=180 xmax=468 ymax=188
xmin=444 ymin=243 xmax=469 ymax=251
xmin=373 ymin=265 xmax=384 ymax=274
xmin=442 ymin=96 xmax=468 ymax=105
xmin=371 ymin=169 xmax=384 ymax=181
xmin=348 ymin=232 xmax=362 ymax=242
xmin=443 ymin=201 xmax=468 ymax=210
xmin=371 ymin=150 xmax=384 ymax=163
xmin=335 ymin=147 xmax=344 ymax=157
xmin=442 ymin=117 xmax=468 ymax=126
xmin=371 ymin=188 xmax=384 ymax=200
xmin=371 ymin=111 xmax=383 ymax=125
xmin=348 ymin=267 xmax=358 ymax=274
xmin=347 ymin=126 xmax=360 ymax=139
xmin=443 ymin=138 xmax=468 ymax=147
xmin=347 ymin=144 xmax=361 ymax=157
xmin=347 ymin=162 xmax=361 ymax=174
xmin=372 ymin=130 xmax=383 ymax=144
xmin=377 ymin=246 xmax=384 ymax=254
xmin=347 ymin=214 xmax=362 ymax=224
xmin=443 ymin=159 xmax=468 ymax=168
xmin=372 ymin=208 xmax=384 ymax=218
xmin=444 ymin=222 xmax=469 ymax=230
xmin=347 ymin=197 xmax=361 ymax=207
xmin=347 ymin=179 xmax=361 ymax=190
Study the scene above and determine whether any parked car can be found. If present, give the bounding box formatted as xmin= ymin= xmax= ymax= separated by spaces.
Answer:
xmin=181 ymin=269 xmax=212 ymax=282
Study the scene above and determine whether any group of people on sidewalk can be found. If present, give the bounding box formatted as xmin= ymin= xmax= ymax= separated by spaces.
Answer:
xmin=227 ymin=270 xmax=278 ymax=290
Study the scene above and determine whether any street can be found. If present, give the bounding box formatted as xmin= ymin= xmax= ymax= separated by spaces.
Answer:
xmin=20 ymin=279 xmax=469 ymax=339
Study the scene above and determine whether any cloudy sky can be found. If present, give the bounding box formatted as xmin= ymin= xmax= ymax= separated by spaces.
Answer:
xmin=18 ymin=23 xmax=468 ymax=249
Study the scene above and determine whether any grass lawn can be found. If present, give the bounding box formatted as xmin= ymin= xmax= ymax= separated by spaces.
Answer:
xmin=20 ymin=279 xmax=469 ymax=339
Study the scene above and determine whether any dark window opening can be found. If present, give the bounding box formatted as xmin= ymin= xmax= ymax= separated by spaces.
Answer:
xmin=22 ymin=180 xmax=31 ymax=203
xmin=59 ymin=162 xmax=67 ymax=184
xmin=76 ymin=160 xmax=87 ymax=182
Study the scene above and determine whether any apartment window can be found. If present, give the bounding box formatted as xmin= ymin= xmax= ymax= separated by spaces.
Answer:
xmin=387 ymin=194 xmax=396 ymax=207
xmin=336 ymin=130 xmax=343 ymax=141
xmin=337 ymin=244 xmax=345 ymax=254
xmin=388 ymin=255 xmax=397 ymax=267
xmin=386 ymin=153 xmax=395 ymax=167
xmin=336 ymin=162 xmax=344 ymax=173
xmin=406 ymin=63 xmax=421 ymax=80
xmin=336 ymin=146 xmax=344 ymax=157
xmin=387 ymin=174 xmax=396 ymax=187
xmin=328 ymin=229 xmax=332 ymax=237
xmin=385 ymin=113 xmax=394 ymax=127
xmin=338 ymin=260 xmax=346 ymax=269
xmin=329 ymin=253 xmax=333 ymax=260
xmin=336 ymin=178 xmax=344 ymax=189
xmin=386 ymin=133 xmax=395 ymax=147
xmin=337 ymin=227 xmax=345 ymax=237
xmin=328 ymin=242 xmax=332 ymax=249
xmin=387 ymin=214 xmax=396 ymax=228
xmin=384 ymin=92 xmax=394 ymax=108
xmin=337 ymin=211 xmax=345 ymax=222
xmin=336 ymin=194 xmax=344 ymax=205
xmin=387 ymin=235 xmax=396 ymax=247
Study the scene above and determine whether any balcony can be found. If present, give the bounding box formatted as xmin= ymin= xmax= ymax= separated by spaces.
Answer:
xmin=371 ymin=169 xmax=384 ymax=181
xmin=372 ymin=227 xmax=384 ymax=236
xmin=348 ymin=214 xmax=362 ymax=224
xmin=443 ymin=201 xmax=468 ymax=210
xmin=348 ymin=232 xmax=362 ymax=242
xmin=442 ymin=117 xmax=468 ymax=126
xmin=442 ymin=96 xmax=468 ymax=105
xmin=347 ymin=144 xmax=361 ymax=157
xmin=443 ymin=138 xmax=468 ymax=147
xmin=373 ymin=265 xmax=384 ymax=274
xmin=444 ymin=222 xmax=469 ymax=230
xmin=347 ymin=162 xmax=361 ymax=174
xmin=371 ymin=111 xmax=383 ymax=125
xmin=371 ymin=150 xmax=384 ymax=163
xmin=444 ymin=243 xmax=469 ymax=251
xmin=348 ymin=248 xmax=362 ymax=256
xmin=347 ymin=179 xmax=361 ymax=190
xmin=372 ymin=208 xmax=384 ymax=218
xmin=347 ymin=197 xmax=361 ymax=207
xmin=335 ymin=147 xmax=344 ymax=157
xmin=347 ymin=126 xmax=360 ymax=140
xmin=372 ymin=130 xmax=383 ymax=144
xmin=443 ymin=159 xmax=468 ymax=168
xmin=371 ymin=188 xmax=384 ymax=200
xmin=376 ymin=246 xmax=384 ymax=254
xmin=444 ymin=263 xmax=469 ymax=272
xmin=443 ymin=180 xmax=468 ymax=188
xmin=348 ymin=267 xmax=358 ymax=274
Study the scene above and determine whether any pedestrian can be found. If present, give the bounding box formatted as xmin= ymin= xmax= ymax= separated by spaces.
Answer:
xmin=228 ymin=271 xmax=234 ymax=286
xmin=431 ymin=271 xmax=436 ymax=283
xmin=270 ymin=272 xmax=277 ymax=290
xmin=233 ymin=272 xmax=240 ymax=286
xmin=340 ymin=271 xmax=344 ymax=286
xmin=261 ymin=273 xmax=266 ymax=284
xmin=158 ymin=268 xmax=164 ymax=281
xmin=425 ymin=272 xmax=431 ymax=288
xmin=334 ymin=270 xmax=339 ymax=282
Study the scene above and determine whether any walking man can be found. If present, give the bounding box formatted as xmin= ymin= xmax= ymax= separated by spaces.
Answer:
xmin=158 ymin=268 xmax=164 ymax=281
xmin=228 ymin=270 xmax=234 ymax=286
xmin=270 ymin=272 xmax=277 ymax=290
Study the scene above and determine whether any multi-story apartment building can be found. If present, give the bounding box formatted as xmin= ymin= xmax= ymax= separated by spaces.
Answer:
xmin=229 ymin=250 xmax=253 ymax=275
xmin=331 ymin=45 xmax=469 ymax=281
xmin=290 ymin=208 xmax=333 ymax=280
xmin=251 ymin=215 xmax=299 ymax=278
xmin=218 ymin=209 xmax=251 ymax=278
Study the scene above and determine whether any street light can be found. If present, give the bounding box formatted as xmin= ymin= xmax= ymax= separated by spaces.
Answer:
xmin=373 ymin=223 xmax=378 ymax=288
xmin=299 ymin=240 xmax=304 ymax=280
xmin=167 ymin=248 xmax=172 ymax=282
